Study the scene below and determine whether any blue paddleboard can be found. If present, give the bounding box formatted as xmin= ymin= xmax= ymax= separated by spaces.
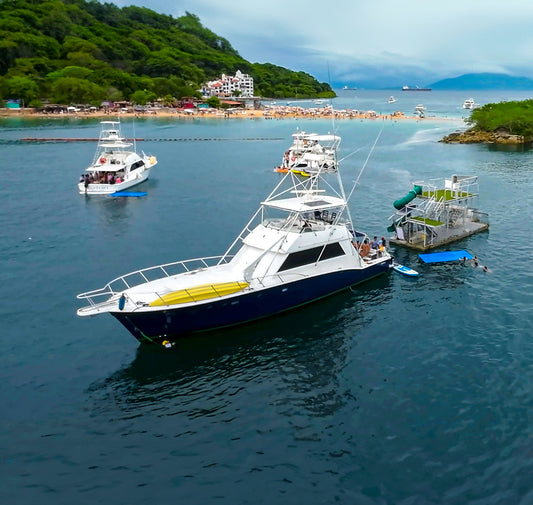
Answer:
xmin=109 ymin=191 xmax=147 ymax=197
xmin=393 ymin=264 xmax=419 ymax=277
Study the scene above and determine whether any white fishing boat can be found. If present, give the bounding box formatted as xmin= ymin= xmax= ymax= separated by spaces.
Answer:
xmin=78 ymin=121 xmax=157 ymax=195
xmin=462 ymin=98 xmax=478 ymax=110
xmin=274 ymin=131 xmax=340 ymax=176
xmin=77 ymin=133 xmax=393 ymax=344
xmin=414 ymin=104 xmax=426 ymax=117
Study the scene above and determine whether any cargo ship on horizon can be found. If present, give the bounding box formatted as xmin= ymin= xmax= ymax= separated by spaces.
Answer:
xmin=402 ymin=85 xmax=432 ymax=91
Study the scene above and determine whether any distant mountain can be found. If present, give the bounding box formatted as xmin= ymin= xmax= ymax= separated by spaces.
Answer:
xmin=430 ymin=73 xmax=533 ymax=90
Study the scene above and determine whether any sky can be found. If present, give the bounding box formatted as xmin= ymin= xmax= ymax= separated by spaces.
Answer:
xmin=112 ymin=0 xmax=533 ymax=88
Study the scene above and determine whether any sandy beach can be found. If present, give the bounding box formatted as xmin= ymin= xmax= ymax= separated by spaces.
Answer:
xmin=0 ymin=106 xmax=453 ymax=122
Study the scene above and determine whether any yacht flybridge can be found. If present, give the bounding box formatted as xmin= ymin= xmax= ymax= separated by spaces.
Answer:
xmin=77 ymin=133 xmax=392 ymax=344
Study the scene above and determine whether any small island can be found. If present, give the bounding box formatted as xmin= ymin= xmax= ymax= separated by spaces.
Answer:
xmin=442 ymin=99 xmax=533 ymax=144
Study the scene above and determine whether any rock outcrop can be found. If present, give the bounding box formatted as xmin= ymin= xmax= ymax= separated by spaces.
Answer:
xmin=441 ymin=129 xmax=525 ymax=144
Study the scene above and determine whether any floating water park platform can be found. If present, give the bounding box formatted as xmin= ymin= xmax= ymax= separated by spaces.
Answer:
xmin=388 ymin=175 xmax=489 ymax=251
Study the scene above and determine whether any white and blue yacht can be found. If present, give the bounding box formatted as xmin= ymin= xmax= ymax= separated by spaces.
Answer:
xmin=76 ymin=134 xmax=392 ymax=343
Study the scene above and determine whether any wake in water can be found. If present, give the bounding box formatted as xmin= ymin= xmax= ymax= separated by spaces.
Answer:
xmin=402 ymin=125 xmax=464 ymax=146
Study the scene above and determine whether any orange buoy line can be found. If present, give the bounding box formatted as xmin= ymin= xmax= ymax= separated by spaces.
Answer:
xmin=20 ymin=137 xmax=144 ymax=142
xmin=19 ymin=137 xmax=283 ymax=142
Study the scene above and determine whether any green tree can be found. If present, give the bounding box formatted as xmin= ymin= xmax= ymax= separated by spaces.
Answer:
xmin=206 ymin=96 xmax=220 ymax=108
xmin=468 ymin=99 xmax=533 ymax=139
xmin=47 ymin=65 xmax=93 ymax=81
xmin=130 ymin=89 xmax=156 ymax=105
xmin=161 ymin=94 xmax=175 ymax=106
xmin=106 ymin=86 xmax=123 ymax=102
xmin=51 ymin=77 xmax=105 ymax=104
xmin=5 ymin=75 xmax=39 ymax=105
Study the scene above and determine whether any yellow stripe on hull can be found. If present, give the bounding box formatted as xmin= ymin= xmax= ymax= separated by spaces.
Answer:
xmin=149 ymin=281 xmax=249 ymax=307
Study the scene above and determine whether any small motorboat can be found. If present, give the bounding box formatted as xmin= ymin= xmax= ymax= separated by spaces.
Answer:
xmin=462 ymin=98 xmax=478 ymax=110
xmin=78 ymin=121 xmax=157 ymax=195
xmin=388 ymin=96 xmax=396 ymax=103
xmin=77 ymin=133 xmax=393 ymax=344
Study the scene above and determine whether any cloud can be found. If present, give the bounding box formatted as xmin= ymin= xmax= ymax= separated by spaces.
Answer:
xmin=112 ymin=0 xmax=533 ymax=86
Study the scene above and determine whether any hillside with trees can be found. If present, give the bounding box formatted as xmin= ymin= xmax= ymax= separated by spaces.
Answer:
xmin=0 ymin=0 xmax=334 ymax=107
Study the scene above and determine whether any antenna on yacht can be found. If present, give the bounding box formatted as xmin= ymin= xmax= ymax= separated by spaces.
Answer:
xmin=132 ymin=119 xmax=137 ymax=152
xmin=338 ymin=146 xmax=364 ymax=164
xmin=346 ymin=125 xmax=384 ymax=204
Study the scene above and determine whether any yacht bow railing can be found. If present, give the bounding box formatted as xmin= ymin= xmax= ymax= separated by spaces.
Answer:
xmin=77 ymin=255 xmax=232 ymax=307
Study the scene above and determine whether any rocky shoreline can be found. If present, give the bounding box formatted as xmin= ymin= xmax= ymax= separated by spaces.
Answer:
xmin=441 ymin=128 xmax=527 ymax=144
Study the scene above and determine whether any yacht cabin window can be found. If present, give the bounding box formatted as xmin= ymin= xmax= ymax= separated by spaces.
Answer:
xmin=278 ymin=242 xmax=345 ymax=272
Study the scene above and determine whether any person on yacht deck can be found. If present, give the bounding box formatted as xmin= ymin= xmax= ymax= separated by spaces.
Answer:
xmin=360 ymin=239 xmax=371 ymax=257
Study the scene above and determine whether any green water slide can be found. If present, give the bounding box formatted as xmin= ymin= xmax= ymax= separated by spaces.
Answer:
xmin=393 ymin=185 xmax=422 ymax=210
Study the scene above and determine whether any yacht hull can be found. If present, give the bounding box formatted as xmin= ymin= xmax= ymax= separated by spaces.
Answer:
xmin=111 ymin=260 xmax=392 ymax=343
xmin=78 ymin=167 xmax=151 ymax=195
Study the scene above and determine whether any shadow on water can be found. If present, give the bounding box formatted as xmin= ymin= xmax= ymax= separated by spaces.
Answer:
xmin=86 ymin=274 xmax=394 ymax=415
xmin=485 ymin=142 xmax=533 ymax=153
xmin=81 ymin=185 xmax=153 ymax=226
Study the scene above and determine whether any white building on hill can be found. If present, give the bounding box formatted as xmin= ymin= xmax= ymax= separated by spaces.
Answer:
xmin=202 ymin=70 xmax=254 ymax=98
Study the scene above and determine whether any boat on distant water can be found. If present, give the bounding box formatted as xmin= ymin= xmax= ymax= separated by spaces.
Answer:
xmin=77 ymin=133 xmax=392 ymax=344
xmin=342 ymin=85 xmax=357 ymax=90
xmin=462 ymin=98 xmax=478 ymax=109
xmin=388 ymin=96 xmax=397 ymax=103
xmin=402 ymin=85 xmax=432 ymax=91
xmin=78 ymin=121 xmax=157 ymax=195
xmin=274 ymin=131 xmax=340 ymax=176
xmin=414 ymin=104 xmax=426 ymax=117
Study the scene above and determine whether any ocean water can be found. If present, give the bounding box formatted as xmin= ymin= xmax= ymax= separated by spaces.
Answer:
xmin=1 ymin=90 xmax=533 ymax=505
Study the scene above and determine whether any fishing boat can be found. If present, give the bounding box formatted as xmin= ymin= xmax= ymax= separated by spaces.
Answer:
xmin=462 ymin=98 xmax=478 ymax=110
xmin=414 ymin=104 xmax=426 ymax=117
xmin=78 ymin=121 xmax=157 ymax=195
xmin=275 ymin=131 xmax=340 ymax=176
xmin=77 ymin=134 xmax=393 ymax=344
